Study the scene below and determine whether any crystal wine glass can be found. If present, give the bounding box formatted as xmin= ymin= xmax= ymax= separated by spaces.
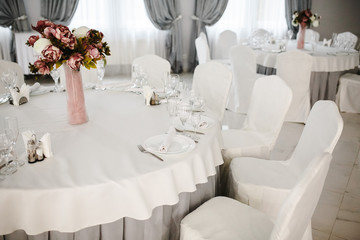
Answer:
xmin=1 ymin=71 xmax=16 ymax=101
xmin=4 ymin=116 xmax=24 ymax=167
xmin=50 ymin=68 xmax=60 ymax=92
xmin=178 ymin=104 xmax=191 ymax=128
xmin=96 ymin=60 xmax=105 ymax=90
xmin=0 ymin=130 xmax=17 ymax=176
xmin=190 ymin=111 xmax=201 ymax=139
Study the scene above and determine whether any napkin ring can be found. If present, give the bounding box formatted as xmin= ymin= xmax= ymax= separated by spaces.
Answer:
xmin=9 ymin=87 xmax=28 ymax=105
xmin=150 ymin=92 xmax=160 ymax=105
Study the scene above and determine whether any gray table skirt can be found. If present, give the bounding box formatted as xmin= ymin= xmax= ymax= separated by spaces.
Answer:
xmin=257 ymin=65 xmax=359 ymax=106
xmin=1 ymin=174 xmax=218 ymax=240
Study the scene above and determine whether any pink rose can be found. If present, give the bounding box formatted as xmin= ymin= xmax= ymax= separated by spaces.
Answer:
xmin=34 ymin=59 xmax=50 ymax=75
xmin=42 ymin=45 xmax=62 ymax=62
xmin=86 ymin=45 xmax=100 ymax=59
xmin=67 ymin=53 xmax=84 ymax=70
xmin=53 ymin=25 xmax=71 ymax=40
xmin=26 ymin=35 xmax=39 ymax=47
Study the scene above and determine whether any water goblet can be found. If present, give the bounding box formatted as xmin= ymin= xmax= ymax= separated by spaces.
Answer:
xmin=50 ymin=68 xmax=60 ymax=92
xmin=0 ymin=130 xmax=17 ymax=176
xmin=190 ymin=111 xmax=201 ymax=139
xmin=95 ymin=60 xmax=105 ymax=90
xmin=1 ymin=71 xmax=16 ymax=101
xmin=167 ymin=98 xmax=178 ymax=125
xmin=4 ymin=116 xmax=24 ymax=167
xmin=178 ymin=104 xmax=191 ymax=128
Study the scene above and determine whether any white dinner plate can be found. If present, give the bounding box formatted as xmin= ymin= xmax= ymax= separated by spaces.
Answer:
xmin=143 ymin=134 xmax=196 ymax=155
xmin=174 ymin=115 xmax=215 ymax=131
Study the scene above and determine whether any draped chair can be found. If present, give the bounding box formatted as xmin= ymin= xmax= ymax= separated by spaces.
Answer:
xmin=192 ymin=61 xmax=232 ymax=121
xmin=221 ymin=75 xmax=292 ymax=192
xmin=180 ymin=152 xmax=332 ymax=240
xmin=132 ymin=54 xmax=171 ymax=90
xmin=276 ymin=50 xmax=313 ymax=123
xmin=214 ymin=30 xmax=237 ymax=59
xmin=226 ymin=45 xmax=264 ymax=114
xmin=227 ymin=101 xmax=343 ymax=240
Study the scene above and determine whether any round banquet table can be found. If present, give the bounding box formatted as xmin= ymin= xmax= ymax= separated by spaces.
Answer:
xmin=255 ymin=40 xmax=359 ymax=106
xmin=0 ymin=89 xmax=223 ymax=240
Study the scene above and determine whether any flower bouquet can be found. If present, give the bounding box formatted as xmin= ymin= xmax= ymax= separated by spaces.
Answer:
xmin=26 ymin=20 xmax=111 ymax=125
xmin=27 ymin=20 xmax=110 ymax=74
xmin=291 ymin=9 xmax=320 ymax=49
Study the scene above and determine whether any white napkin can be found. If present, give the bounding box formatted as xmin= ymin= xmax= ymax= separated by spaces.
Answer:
xmin=29 ymin=82 xmax=40 ymax=93
xmin=29 ymin=83 xmax=53 ymax=96
xmin=323 ymin=38 xmax=332 ymax=47
xmin=143 ymin=85 xmax=153 ymax=106
xmin=10 ymin=83 xmax=30 ymax=106
xmin=159 ymin=126 xmax=176 ymax=153
xmin=22 ymin=130 xmax=53 ymax=158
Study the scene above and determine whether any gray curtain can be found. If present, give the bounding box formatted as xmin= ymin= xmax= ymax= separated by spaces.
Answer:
xmin=41 ymin=0 xmax=79 ymax=26
xmin=0 ymin=0 xmax=30 ymax=62
xmin=143 ymin=0 xmax=183 ymax=73
xmin=188 ymin=0 xmax=229 ymax=71
xmin=285 ymin=0 xmax=312 ymax=37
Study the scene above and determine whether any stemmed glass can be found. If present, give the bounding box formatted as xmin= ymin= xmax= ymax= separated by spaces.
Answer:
xmin=4 ymin=116 xmax=24 ymax=167
xmin=190 ymin=111 xmax=201 ymax=139
xmin=0 ymin=130 xmax=17 ymax=176
xmin=178 ymin=104 xmax=191 ymax=128
xmin=96 ymin=60 xmax=105 ymax=90
xmin=1 ymin=71 xmax=16 ymax=102
xmin=50 ymin=68 xmax=60 ymax=92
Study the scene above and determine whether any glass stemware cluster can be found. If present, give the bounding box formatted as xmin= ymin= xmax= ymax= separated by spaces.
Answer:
xmin=0 ymin=116 xmax=22 ymax=181
xmin=0 ymin=70 xmax=17 ymax=103
xmin=131 ymin=64 xmax=148 ymax=88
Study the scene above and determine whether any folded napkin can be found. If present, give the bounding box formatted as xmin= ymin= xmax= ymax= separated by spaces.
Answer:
xmin=159 ymin=126 xmax=176 ymax=153
xmin=10 ymin=83 xmax=30 ymax=106
xmin=143 ymin=85 xmax=153 ymax=106
xmin=30 ymin=82 xmax=40 ymax=93
xmin=323 ymin=38 xmax=332 ymax=47
xmin=30 ymin=83 xmax=53 ymax=95
xmin=22 ymin=130 xmax=53 ymax=163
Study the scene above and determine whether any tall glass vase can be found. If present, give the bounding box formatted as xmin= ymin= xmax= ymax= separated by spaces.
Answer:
xmin=63 ymin=64 xmax=88 ymax=125
xmin=297 ymin=25 xmax=306 ymax=49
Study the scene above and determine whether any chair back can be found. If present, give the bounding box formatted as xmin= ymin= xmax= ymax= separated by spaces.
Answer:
xmin=336 ymin=32 xmax=358 ymax=49
xmin=214 ymin=30 xmax=237 ymax=59
xmin=0 ymin=60 xmax=24 ymax=95
xmin=195 ymin=35 xmax=211 ymax=65
xmin=270 ymin=152 xmax=332 ymax=240
xmin=242 ymin=75 xmax=292 ymax=148
xmin=132 ymin=54 xmax=171 ymax=89
xmin=290 ymin=101 xmax=343 ymax=171
xmin=192 ymin=61 xmax=232 ymax=121
xmin=227 ymin=45 xmax=257 ymax=113
xmin=276 ymin=50 xmax=313 ymax=123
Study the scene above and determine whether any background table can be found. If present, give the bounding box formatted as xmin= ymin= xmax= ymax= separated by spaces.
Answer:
xmin=0 ymin=89 xmax=223 ymax=240
xmin=255 ymin=41 xmax=359 ymax=105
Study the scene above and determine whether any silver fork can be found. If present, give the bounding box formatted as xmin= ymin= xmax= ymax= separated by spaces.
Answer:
xmin=137 ymin=145 xmax=164 ymax=161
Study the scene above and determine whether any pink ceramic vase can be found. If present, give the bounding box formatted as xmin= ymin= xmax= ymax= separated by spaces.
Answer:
xmin=63 ymin=64 xmax=88 ymax=125
xmin=297 ymin=25 xmax=306 ymax=49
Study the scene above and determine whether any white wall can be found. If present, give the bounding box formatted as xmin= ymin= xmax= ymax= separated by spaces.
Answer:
xmin=312 ymin=0 xmax=360 ymax=39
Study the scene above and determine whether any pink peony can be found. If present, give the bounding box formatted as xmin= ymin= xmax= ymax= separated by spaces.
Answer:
xmin=86 ymin=45 xmax=100 ymax=59
xmin=67 ymin=53 xmax=84 ymax=70
xmin=41 ymin=45 xmax=62 ymax=62
xmin=26 ymin=35 xmax=39 ymax=47
xmin=43 ymin=27 xmax=55 ymax=38
xmin=32 ymin=20 xmax=56 ymax=34
xmin=34 ymin=59 xmax=50 ymax=75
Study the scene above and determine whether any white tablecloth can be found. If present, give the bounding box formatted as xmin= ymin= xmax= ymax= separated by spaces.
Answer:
xmin=255 ymin=40 xmax=359 ymax=72
xmin=0 ymin=89 xmax=223 ymax=235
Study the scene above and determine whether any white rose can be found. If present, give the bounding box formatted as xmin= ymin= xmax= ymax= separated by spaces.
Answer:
xmin=73 ymin=26 xmax=90 ymax=38
xmin=33 ymin=38 xmax=52 ymax=55
xmin=310 ymin=15 xmax=315 ymax=21
xmin=312 ymin=20 xmax=319 ymax=27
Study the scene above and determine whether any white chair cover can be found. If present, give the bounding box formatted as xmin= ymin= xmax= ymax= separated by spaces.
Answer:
xmin=276 ymin=50 xmax=313 ymax=123
xmin=192 ymin=61 xmax=232 ymax=121
xmin=214 ymin=30 xmax=237 ymax=59
xmin=132 ymin=54 xmax=171 ymax=89
xmin=226 ymin=45 xmax=260 ymax=113
xmin=336 ymin=32 xmax=358 ymax=49
xmin=195 ymin=35 xmax=211 ymax=65
xmin=228 ymin=101 xmax=343 ymax=222
xmin=297 ymin=29 xmax=320 ymax=42
xmin=336 ymin=73 xmax=360 ymax=113
xmin=221 ymin=76 xmax=292 ymax=192
xmin=180 ymin=153 xmax=332 ymax=240
xmin=0 ymin=60 xmax=24 ymax=95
